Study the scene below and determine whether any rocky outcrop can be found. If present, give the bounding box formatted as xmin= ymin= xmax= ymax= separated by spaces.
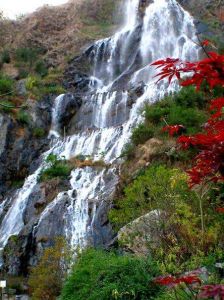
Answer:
xmin=0 ymin=97 xmax=52 ymax=197
xmin=56 ymin=93 xmax=82 ymax=132
xmin=118 ymin=210 xmax=164 ymax=256
xmin=2 ymin=178 xmax=71 ymax=275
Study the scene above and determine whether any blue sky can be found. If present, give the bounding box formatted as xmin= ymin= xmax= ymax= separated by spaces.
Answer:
xmin=1 ymin=0 xmax=68 ymax=19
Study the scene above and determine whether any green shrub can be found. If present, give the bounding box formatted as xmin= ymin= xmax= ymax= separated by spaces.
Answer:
xmin=172 ymin=86 xmax=205 ymax=109
xmin=0 ymin=100 xmax=14 ymax=113
xmin=144 ymin=97 xmax=207 ymax=135
xmin=25 ymin=75 xmax=41 ymax=91
xmin=109 ymin=165 xmax=197 ymax=230
xmin=0 ymin=74 xmax=14 ymax=94
xmin=25 ymin=75 xmax=64 ymax=99
xmin=39 ymin=154 xmax=71 ymax=182
xmin=16 ymin=110 xmax=30 ymax=125
xmin=120 ymin=143 xmax=135 ymax=159
xmin=32 ymin=127 xmax=45 ymax=138
xmin=61 ymin=248 xmax=161 ymax=300
xmin=1 ymin=49 xmax=10 ymax=64
xmin=18 ymin=68 xmax=29 ymax=79
xmin=15 ymin=47 xmax=38 ymax=67
xmin=131 ymin=123 xmax=154 ymax=145
xmin=35 ymin=60 xmax=48 ymax=77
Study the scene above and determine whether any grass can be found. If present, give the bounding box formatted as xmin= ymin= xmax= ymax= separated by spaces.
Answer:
xmin=39 ymin=154 xmax=71 ymax=182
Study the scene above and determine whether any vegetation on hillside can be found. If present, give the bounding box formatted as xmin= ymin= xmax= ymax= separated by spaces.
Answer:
xmin=28 ymin=237 xmax=70 ymax=300
xmin=60 ymin=248 xmax=161 ymax=300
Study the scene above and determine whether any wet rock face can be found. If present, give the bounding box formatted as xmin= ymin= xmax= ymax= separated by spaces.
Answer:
xmin=57 ymin=93 xmax=82 ymax=132
xmin=0 ymin=114 xmax=13 ymax=157
xmin=3 ymin=224 xmax=35 ymax=275
xmin=23 ymin=178 xmax=71 ymax=225
xmin=2 ymin=178 xmax=71 ymax=276
xmin=34 ymin=193 xmax=71 ymax=244
xmin=0 ymin=97 xmax=52 ymax=198
xmin=63 ymin=53 xmax=93 ymax=93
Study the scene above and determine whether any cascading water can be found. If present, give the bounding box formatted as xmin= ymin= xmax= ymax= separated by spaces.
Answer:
xmin=0 ymin=0 xmax=201 ymax=263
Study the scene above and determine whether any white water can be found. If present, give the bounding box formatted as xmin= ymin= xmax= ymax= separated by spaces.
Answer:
xmin=0 ymin=0 xmax=200 ymax=255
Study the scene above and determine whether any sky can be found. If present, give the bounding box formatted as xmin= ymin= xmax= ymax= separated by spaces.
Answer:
xmin=0 ymin=0 xmax=68 ymax=19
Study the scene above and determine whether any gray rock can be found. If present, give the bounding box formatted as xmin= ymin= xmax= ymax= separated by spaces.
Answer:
xmin=0 ymin=114 xmax=12 ymax=156
xmin=16 ymin=80 xmax=27 ymax=96
xmin=57 ymin=93 xmax=82 ymax=131
xmin=118 ymin=210 xmax=164 ymax=256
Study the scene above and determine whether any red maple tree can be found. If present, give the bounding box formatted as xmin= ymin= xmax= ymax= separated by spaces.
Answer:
xmin=151 ymin=48 xmax=224 ymax=187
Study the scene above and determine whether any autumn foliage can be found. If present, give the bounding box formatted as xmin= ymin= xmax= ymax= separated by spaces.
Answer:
xmin=152 ymin=47 xmax=224 ymax=187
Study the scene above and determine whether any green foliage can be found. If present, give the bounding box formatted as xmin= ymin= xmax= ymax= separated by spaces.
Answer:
xmin=39 ymin=154 xmax=71 ymax=182
xmin=32 ymin=127 xmax=45 ymax=138
xmin=61 ymin=248 xmax=161 ymax=300
xmin=15 ymin=47 xmax=38 ymax=66
xmin=18 ymin=68 xmax=29 ymax=79
xmin=109 ymin=165 xmax=197 ymax=230
xmin=0 ymin=100 xmax=14 ymax=113
xmin=25 ymin=75 xmax=41 ymax=90
xmin=144 ymin=96 xmax=207 ymax=135
xmin=34 ymin=60 xmax=48 ymax=77
xmin=131 ymin=123 xmax=154 ymax=145
xmin=172 ymin=86 xmax=205 ymax=109
xmin=121 ymin=87 xmax=207 ymax=160
xmin=120 ymin=143 xmax=135 ymax=160
xmin=40 ymin=83 xmax=65 ymax=95
xmin=10 ymin=179 xmax=25 ymax=189
xmin=4 ymin=276 xmax=26 ymax=295
xmin=1 ymin=49 xmax=10 ymax=64
xmin=25 ymin=74 xmax=64 ymax=99
xmin=28 ymin=237 xmax=70 ymax=300
xmin=0 ymin=73 xmax=13 ymax=94
xmin=16 ymin=110 xmax=30 ymax=125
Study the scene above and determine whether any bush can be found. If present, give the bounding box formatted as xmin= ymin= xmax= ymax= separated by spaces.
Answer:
xmin=144 ymin=97 xmax=207 ymax=135
xmin=15 ymin=47 xmax=38 ymax=66
xmin=35 ymin=60 xmax=48 ymax=77
xmin=16 ymin=110 xmax=30 ymax=125
xmin=39 ymin=154 xmax=71 ymax=182
xmin=25 ymin=75 xmax=64 ymax=99
xmin=18 ymin=68 xmax=29 ymax=79
xmin=109 ymin=165 xmax=197 ymax=230
xmin=32 ymin=127 xmax=45 ymax=138
xmin=120 ymin=143 xmax=135 ymax=159
xmin=25 ymin=75 xmax=41 ymax=91
xmin=0 ymin=100 xmax=14 ymax=113
xmin=1 ymin=49 xmax=10 ymax=64
xmin=61 ymin=248 xmax=161 ymax=300
xmin=0 ymin=74 xmax=14 ymax=94
xmin=172 ymin=86 xmax=205 ymax=109
xmin=131 ymin=123 xmax=154 ymax=145
xmin=28 ymin=237 xmax=70 ymax=300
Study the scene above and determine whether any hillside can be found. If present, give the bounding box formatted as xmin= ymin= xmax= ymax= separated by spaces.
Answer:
xmin=0 ymin=0 xmax=120 ymax=69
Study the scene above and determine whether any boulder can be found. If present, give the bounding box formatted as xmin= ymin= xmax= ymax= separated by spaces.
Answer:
xmin=16 ymin=79 xmax=27 ymax=96
xmin=118 ymin=210 xmax=164 ymax=256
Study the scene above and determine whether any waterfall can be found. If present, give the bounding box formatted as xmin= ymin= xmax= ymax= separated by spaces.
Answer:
xmin=0 ymin=0 xmax=200 ymax=259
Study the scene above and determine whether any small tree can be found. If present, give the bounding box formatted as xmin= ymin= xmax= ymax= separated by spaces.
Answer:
xmin=28 ymin=237 xmax=71 ymax=300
